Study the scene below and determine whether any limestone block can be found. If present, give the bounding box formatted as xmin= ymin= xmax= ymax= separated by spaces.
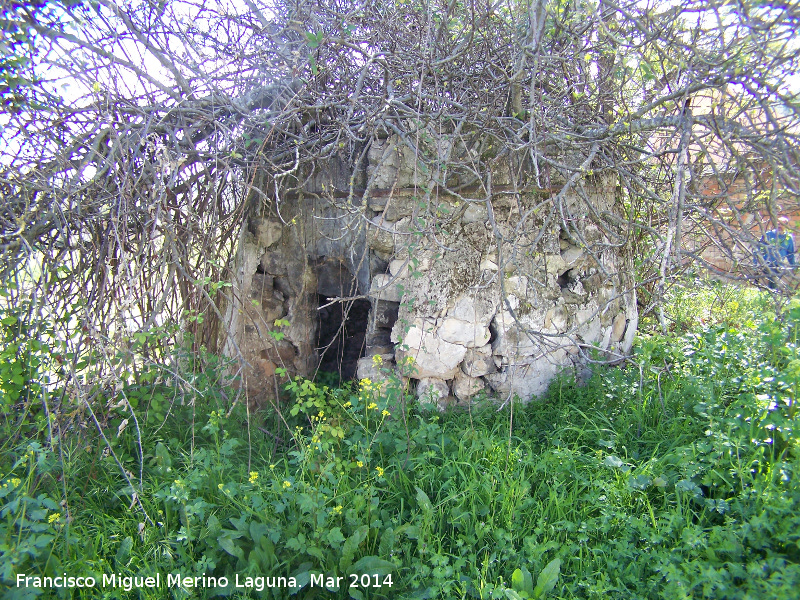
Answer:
xmin=561 ymin=245 xmax=585 ymax=268
xmin=258 ymin=358 xmax=277 ymax=378
xmin=372 ymin=300 xmax=400 ymax=329
xmin=254 ymin=218 xmax=282 ymax=249
xmin=461 ymin=347 xmax=497 ymax=377
xmin=474 ymin=342 xmax=492 ymax=355
xmin=462 ymin=203 xmax=488 ymax=224
xmin=452 ymin=370 xmax=485 ymax=400
xmin=503 ymin=275 xmax=529 ymax=299
xmin=356 ymin=354 xmax=395 ymax=382
xmin=367 ymin=328 xmax=393 ymax=347
xmin=448 ymin=293 xmax=498 ymax=326
xmin=369 ymin=274 xmax=404 ymax=302
xmin=260 ymin=297 xmax=285 ymax=324
xmin=388 ymin=259 xmax=409 ymax=279
xmin=544 ymin=306 xmax=568 ymax=333
xmin=260 ymin=340 xmax=297 ymax=365
xmin=367 ymin=137 xmax=434 ymax=190
xmin=575 ymin=305 xmax=602 ymax=344
xmin=317 ymin=259 xmax=357 ymax=298
xmin=250 ymin=272 xmax=274 ymax=296
xmin=367 ymin=138 xmax=403 ymax=189
xmin=599 ymin=326 xmax=612 ymax=351
xmin=417 ymin=377 xmax=449 ymax=406
xmin=485 ymin=350 xmax=568 ymax=401
xmin=480 ymin=258 xmax=499 ymax=271
xmin=367 ymin=221 xmax=398 ymax=254
xmin=260 ymin=251 xmax=287 ymax=276
xmin=491 ymin=309 xmax=547 ymax=357
xmin=545 ymin=254 xmax=567 ymax=274
xmin=368 ymin=194 xmax=418 ymax=221
xmin=394 ymin=320 xmax=468 ymax=379
xmin=611 ymin=312 xmax=627 ymax=342
xmin=437 ymin=317 xmax=491 ymax=348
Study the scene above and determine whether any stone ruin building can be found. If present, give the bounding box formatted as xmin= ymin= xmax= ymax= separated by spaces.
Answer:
xmin=223 ymin=133 xmax=639 ymax=409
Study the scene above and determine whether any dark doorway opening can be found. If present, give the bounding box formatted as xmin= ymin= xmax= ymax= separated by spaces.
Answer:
xmin=316 ymin=296 xmax=370 ymax=383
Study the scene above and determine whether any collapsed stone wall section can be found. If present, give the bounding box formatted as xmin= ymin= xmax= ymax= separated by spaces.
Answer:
xmin=225 ymin=139 xmax=638 ymax=408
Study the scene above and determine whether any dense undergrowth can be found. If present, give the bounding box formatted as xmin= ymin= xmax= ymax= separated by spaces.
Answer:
xmin=1 ymin=283 xmax=799 ymax=599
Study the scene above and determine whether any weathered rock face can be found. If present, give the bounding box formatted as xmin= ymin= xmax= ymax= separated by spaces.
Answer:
xmin=224 ymin=138 xmax=637 ymax=407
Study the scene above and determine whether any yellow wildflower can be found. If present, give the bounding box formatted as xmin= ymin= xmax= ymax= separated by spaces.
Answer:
xmin=269 ymin=464 xmax=275 ymax=470
xmin=248 ymin=471 xmax=259 ymax=484
xmin=48 ymin=512 xmax=60 ymax=524
xmin=282 ymin=480 xmax=292 ymax=489
xmin=382 ymin=409 xmax=391 ymax=417
xmin=372 ymin=354 xmax=383 ymax=366
xmin=367 ymin=402 xmax=378 ymax=410
xmin=332 ymin=505 xmax=343 ymax=515
xmin=10 ymin=478 xmax=21 ymax=488
xmin=375 ymin=466 xmax=385 ymax=477
xmin=357 ymin=461 xmax=364 ymax=468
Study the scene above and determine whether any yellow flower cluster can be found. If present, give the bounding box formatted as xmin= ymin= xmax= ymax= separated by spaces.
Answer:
xmin=332 ymin=505 xmax=343 ymax=515
xmin=375 ymin=466 xmax=385 ymax=477
xmin=248 ymin=471 xmax=259 ymax=484
xmin=1 ymin=478 xmax=21 ymax=490
xmin=367 ymin=402 xmax=378 ymax=410
xmin=372 ymin=355 xmax=383 ymax=366
xmin=48 ymin=512 xmax=61 ymax=524
xmin=382 ymin=409 xmax=391 ymax=417
xmin=357 ymin=461 xmax=364 ymax=468
xmin=282 ymin=480 xmax=292 ymax=489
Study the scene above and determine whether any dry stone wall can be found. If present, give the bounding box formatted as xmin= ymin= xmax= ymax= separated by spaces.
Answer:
xmin=224 ymin=139 xmax=638 ymax=408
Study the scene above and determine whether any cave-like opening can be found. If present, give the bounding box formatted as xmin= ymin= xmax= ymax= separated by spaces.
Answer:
xmin=316 ymin=296 xmax=370 ymax=383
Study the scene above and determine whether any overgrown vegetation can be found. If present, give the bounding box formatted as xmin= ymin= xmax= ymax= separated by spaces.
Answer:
xmin=1 ymin=282 xmax=799 ymax=599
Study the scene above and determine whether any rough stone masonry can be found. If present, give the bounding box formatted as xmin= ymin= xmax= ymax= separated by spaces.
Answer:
xmin=223 ymin=133 xmax=638 ymax=410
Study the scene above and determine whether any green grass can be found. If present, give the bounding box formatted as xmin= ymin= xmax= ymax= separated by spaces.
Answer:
xmin=2 ymin=286 xmax=800 ymax=599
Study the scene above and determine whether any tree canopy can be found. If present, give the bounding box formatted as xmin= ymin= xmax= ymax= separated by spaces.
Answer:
xmin=1 ymin=0 xmax=799 ymax=358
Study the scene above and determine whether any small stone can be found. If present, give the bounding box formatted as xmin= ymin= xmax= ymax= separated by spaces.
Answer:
xmin=545 ymin=254 xmax=567 ymax=274
xmin=503 ymin=275 xmax=528 ymax=298
xmin=417 ymin=378 xmax=449 ymax=405
xmin=462 ymin=203 xmax=487 ymax=224
xmin=561 ymin=245 xmax=584 ymax=267
xmin=485 ymin=350 xmax=569 ymax=401
xmin=388 ymin=259 xmax=409 ymax=278
xmin=575 ymin=307 xmax=602 ymax=344
xmin=461 ymin=348 xmax=498 ymax=377
xmin=448 ymin=293 xmax=497 ymax=326
xmin=611 ymin=312 xmax=627 ymax=342
xmin=258 ymin=359 xmax=277 ymax=378
xmin=372 ymin=300 xmax=399 ymax=328
xmin=394 ymin=320 xmax=468 ymax=379
xmin=369 ymin=274 xmax=404 ymax=302
xmin=452 ymin=371 xmax=485 ymax=400
xmin=437 ymin=317 xmax=491 ymax=348
xmin=254 ymin=218 xmax=282 ymax=248
xmin=260 ymin=251 xmax=287 ymax=275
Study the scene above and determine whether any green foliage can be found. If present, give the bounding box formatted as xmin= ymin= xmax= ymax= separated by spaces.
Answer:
xmin=1 ymin=286 xmax=799 ymax=598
